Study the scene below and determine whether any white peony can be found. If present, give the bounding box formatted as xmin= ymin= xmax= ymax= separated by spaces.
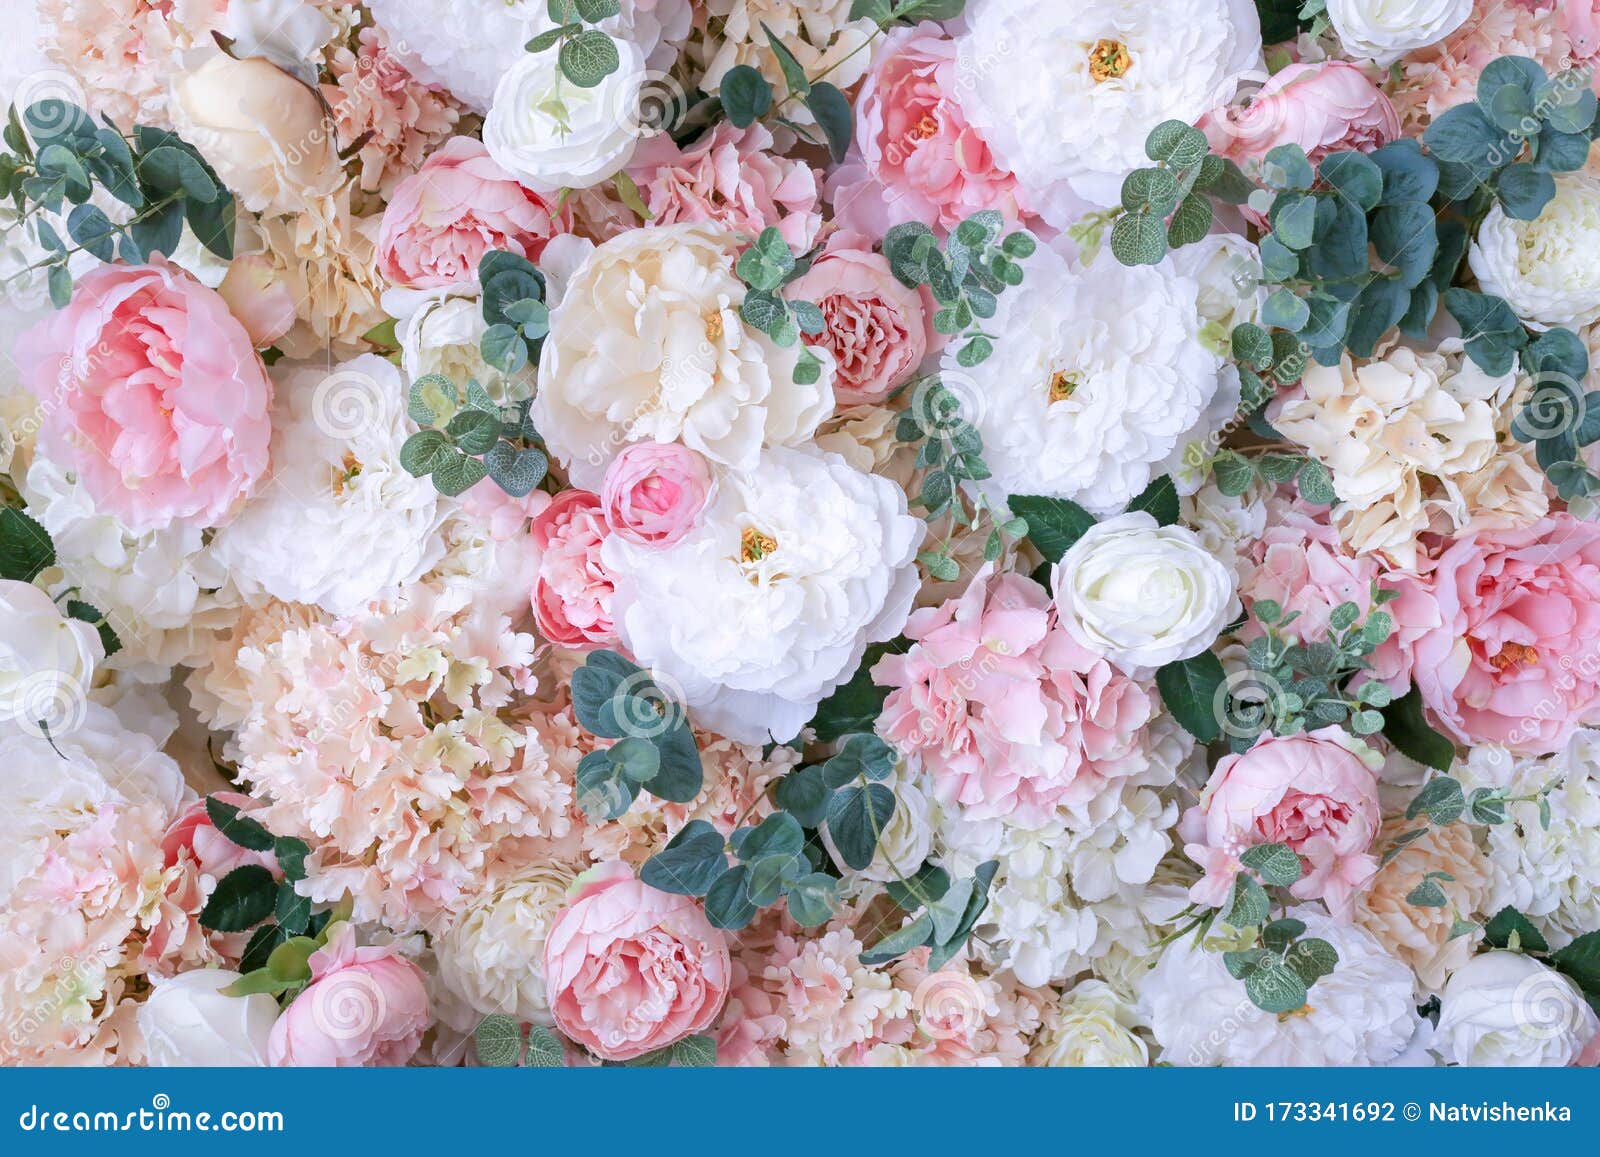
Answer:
xmin=138 ymin=970 xmax=279 ymax=1067
xmin=603 ymin=445 xmax=920 ymax=744
xmin=950 ymin=239 xmax=1226 ymax=515
xmin=1052 ymin=512 xmax=1238 ymax=677
xmin=0 ymin=578 xmax=102 ymax=730
xmin=1468 ymin=172 xmax=1600 ymax=332
xmin=1435 ymin=951 xmax=1599 ymax=1067
xmin=1326 ymin=0 xmax=1473 ymax=65
xmin=1141 ymin=907 xmax=1421 ymax=1066
xmin=211 ymin=356 xmax=446 ymax=616
xmin=536 ymin=224 xmax=835 ymax=490
xmin=956 ymin=0 xmax=1263 ymax=219
xmin=432 ymin=863 xmax=578 ymax=1033
xmin=1030 ymin=979 xmax=1150 ymax=1067
xmin=484 ymin=38 xmax=650 ymax=192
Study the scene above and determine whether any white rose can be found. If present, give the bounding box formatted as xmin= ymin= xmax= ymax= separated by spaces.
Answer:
xmin=823 ymin=764 xmax=933 ymax=883
xmin=483 ymin=38 xmax=649 ymax=192
xmin=1435 ymin=951 xmax=1599 ymax=1067
xmin=1031 ymin=979 xmax=1150 ymax=1067
xmin=0 ymin=579 xmax=103 ymax=730
xmin=1468 ymin=173 xmax=1600 ymax=332
xmin=1326 ymin=0 xmax=1472 ymax=64
xmin=1052 ymin=513 xmax=1238 ymax=676
xmin=536 ymin=223 xmax=834 ymax=489
xmin=138 ymin=970 xmax=280 ymax=1067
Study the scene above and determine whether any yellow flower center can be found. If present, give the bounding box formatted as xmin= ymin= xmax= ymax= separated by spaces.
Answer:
xmin=1047 ymin=371 xmax=1080 ymax=404
xmin=740 ymin=526 xmax=778 ymax=563
xmin=704 ymin=311 xmax=724 ymax=343
xmin=1489 ymin=642 xmax=1539 ymax=673
xmin=910 ymin=113 xmax=940 ymax=141
xmin=1088 ymin=38 xmax=1132 ymax=83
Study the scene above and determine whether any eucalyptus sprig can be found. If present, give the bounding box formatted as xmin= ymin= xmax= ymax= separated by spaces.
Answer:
xmin=736 ymin=226 xmax=827 ymax=385
xmin=525 ymin=0 xmax=626 ymax=89
xmin=401 ymin=375 xmax=550 ymax=498
xmin=477 ymin=249 xmax=550 ymax=376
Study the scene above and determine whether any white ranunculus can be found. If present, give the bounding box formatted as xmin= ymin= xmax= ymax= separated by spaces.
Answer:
xmin=1326 ymin=0 xmax=1472 ymax=65
xmin=138 ymin=970 xmax=279 ymax=1066
xmin=1468 ymin=173 xmax=1600 ymax=332
xmin=956 ymin=0 xmax=1263 ymax=219
xmin=211 ymin=356 xmax=446 ymax=616
xmin=536 ymin=223 xmax=835 ymax=489
xmin=823 ymin=763 xmax=933 ymax=883
xmin=433 ymin=863 xmax=577 ymax=1032
xmin=0 ymin=579 xmax=103 ymax=729
xmin=1141 ymin=907 xmax=1421 ymax=1065
xmin=950 ymin=238 xmax=1226 ymax=516
xmin=1031 ymin=979 xmax=1150 ymax=1067
xmin=484 ymin=38 xmax=649 ymax=192
xmin=604 ymin=445 xmax=920 ymax=744
xmin=1052 ymin=513 xmax=1238 ymax=677
xmin=1435 ymin=951 xmax=1599 ymax=1067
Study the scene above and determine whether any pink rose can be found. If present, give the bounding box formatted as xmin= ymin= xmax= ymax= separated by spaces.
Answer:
xmin=1181 ymin=728 xmax=1381 ymax=914
xmin=599 ymin=442 xmax=713 ymax=547
xmin=531 ymin=489 xmax=618 ymax=648
xmin=376 ymin=137 xmax=566 ymax=289
xmin=784 ymin=231 xmax=934 ymax=405
xmin=628 ymin=121 xmax=822 ymax=251
xmin=267 ymin=925 xmax=430 ymax=1066
xmin=1203 ymin=61 xmax=1400 ymax=166
xmin=161 ymin=792 xmax=280 ymax=879
xmin=828 ymin=23 xmax=1030 ymax=237
xmin=1565 ymin=2 xmax=1600 ymax=60
xmin=16 ymin=257 xmax=272 ymax=532
xmin=545 ymin=862 xmax=730 ymax=1061
xmin=1410 ymin=514 xmax=1600 ymax=755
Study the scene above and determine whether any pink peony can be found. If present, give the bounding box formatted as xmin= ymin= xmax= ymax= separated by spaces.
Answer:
xmin=874 ymin=567 xmax=1160 ymax=824
xmin=267 ymin=924 xmax=430 ymax=1066
xmin=160 ymin=792 xmax=280 ymax=880
xmin=784 ymin=231 xmax=934 ymax=405
xmin=531 ymin=489 xmax=618 ymax=648
xmin=628 ymin=121 xmax=822 ymax=251
xmin=1410 ymin=514 xmax=1600 ymax=755
xmin=16 ymin=257 xmax=272 ymax=533
xmin=376 ymin=137 xmax=567 ymax=290
xmin=599 ymin=442 xmax=714 ymax=547
xmin=1203 ymin=61 xmax=1400 ymax=167
xmin=828 ymin=23 xmax=1030 ymax=237
xmin=1181 ymin=728 xmax=1382 ymax=914
xmin=544 ymin=862 xmax=731 ymax=1061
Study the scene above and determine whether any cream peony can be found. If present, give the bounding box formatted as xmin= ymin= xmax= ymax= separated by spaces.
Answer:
xmin=210 ymin=357 xmax=446 ymax=616
xmin=1435 ymin=951 xmax=1599 ymax=1067
xmin=138 ymin=969 xmax=279 ymax=1067
xmin=603 ymin=445 xmax=921 ymax=744
xmin=1327 ymin=0 xmax=1473 ymax=65
xmin=956 ymin=0 xmax=1263 ymax=220
xmin=1468 ymin=173 xmax=1600 ymax=332
xmin=1052 ymin=513 xmax=1238 ymax=677
xmin=1030 ymin=979 xmax=1150 ymax=1067
xmin=535 ymin=223 xmax=835 ymax=489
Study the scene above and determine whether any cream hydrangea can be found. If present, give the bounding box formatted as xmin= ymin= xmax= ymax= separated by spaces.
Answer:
xmin=1030 ymin=979 xmax=1150 ymax=1067
xmin=537 ymin=224 xmax=836 ymax=490
xmin=1468 ymin=172 xmax=1600 ymax=331
xmin=604 ymin=445 xmax=920 ymax=743
xmin=956 ymin=0 xmax=1263 ymax=220
xmin=951 ymin=239 xmax=1227 ymax=516
xmin=211 ymin=357 xmax=446 ymax=616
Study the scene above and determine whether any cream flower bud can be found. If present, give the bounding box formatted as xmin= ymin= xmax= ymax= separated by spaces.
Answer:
xmin=1435 ymin=951 xmax=1600 ymax=1067
xmin=138 ymin=970 xmax=279 ymax=1067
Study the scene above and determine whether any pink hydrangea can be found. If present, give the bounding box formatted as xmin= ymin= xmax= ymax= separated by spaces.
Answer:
xmin=1202 ymin=61 xmax=1399 ymax=166
xmin=40 ymin=0 xmax=224 ymax=127
xmin=268 ymin=925 xmax=431 ymax=1066
xmin=874 ymin=567 xmax=1159 ymax=825
xmin=532 ymin=489 xmax=618 ymax=649
xmin=16 ymin=257 xmax=273 ymax=533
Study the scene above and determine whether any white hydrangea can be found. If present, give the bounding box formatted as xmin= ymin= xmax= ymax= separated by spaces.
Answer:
xmin=956 ymin=0 xmax=1263 ymax=220
xmin=1468 ymin=172 xmax=1600 ymax=331
xmin=1140 ymin=907 xmax=1421 ymax=1066
xmin=211 ymin=356 xmax=446 ymax=616
xmin=948 ymin=238 xmax=1226 ymax=516
xmin=603 ymin=445 xmax=920 ymax=744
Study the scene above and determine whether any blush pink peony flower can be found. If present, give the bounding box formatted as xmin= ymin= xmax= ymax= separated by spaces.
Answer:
xmin=531 ymin=489 xmax=618 ymax=648
xmin=267 ymin=925 xmax=430 ymax=1067
xmin=599 ymin=442 xmax=714 ymax=547
xmin=628 ymin=121 xmax=822 ymax=251
xmin=1203 ymin=61 xmax=1400 ymax=166
xmin=784 ymin=231 xmax=934 ymax=405
xmin=376 ymin=137 xmax=567 ymax=290
xmin=1181 ymin=728 xmax=1382 ymax=914
xmin=544 ymin=862 xmax=731 ymax=1061
xmin=1410 ymin=514 xmax=1600 ymax=755
xmin=828 ymin=23 xmax=1029 ymax=237
xmin=16 ymin=257 xmax=273 ymax=533
xmin=160 ymin=792 xmax=280 ymax=880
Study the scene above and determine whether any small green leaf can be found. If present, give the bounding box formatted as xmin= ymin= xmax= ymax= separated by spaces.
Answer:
xmin=1240 ymin=842 xmax=1302 ymax=887
xmin=198 ymin=865 xmax=277 ymax=932
xmin=1156 ymin=652 xmax=1226 ymax=745
xmin=475 ymin=1015 xmax=524 ymax=1067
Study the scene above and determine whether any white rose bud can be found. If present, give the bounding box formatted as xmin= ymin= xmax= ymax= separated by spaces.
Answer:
xmin=138 ymin=970 xmax=279 ymax=1066
xmin=0 ymin=579 xmax=102 ymax=729
xmin=1051 ymin=512 xmax=1238 ymax=677
xmin=1468 ymin=173 xmax=1600 ymax=332
xmin=1325 ymin=0 xmax=1473 ymax=65
xmin=1435 ymin=951 xmax=1599 ymax=1067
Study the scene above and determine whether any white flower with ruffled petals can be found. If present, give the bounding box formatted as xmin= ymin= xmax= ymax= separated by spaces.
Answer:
xmin=1468 ymin=173 xmax=1600 ymax=332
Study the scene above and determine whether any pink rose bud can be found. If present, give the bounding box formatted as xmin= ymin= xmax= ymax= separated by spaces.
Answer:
xmin=267 ymin=925 xmax=430 ymax=1066
xmin=160 ymin=792 xmax=281 ymax=880
xmin=1202 ymin=60 xmax=1400 ymax=167
xmin=599 ymin=442 xmax=714 ymax=548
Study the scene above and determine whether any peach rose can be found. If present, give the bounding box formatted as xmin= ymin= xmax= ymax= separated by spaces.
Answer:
xmin=531 ymin=489 xmax=618 ymax=648
xmin=600 ymin=442 xmax=714 ymax=547
xmin=267 ymin=925 xmax=430 ymax=1067
xmin=16 ymin=257 xmax=273 ymax=532
xmin=544 ymin=863 xmax=730 ymax=1061
xmin=376 ymin=137 xmax=567 ymax=290
xmin=1203 ymin=60 xmax=1400 ymax=166
xmin=161 ymin=792 xmax=280 ymax=880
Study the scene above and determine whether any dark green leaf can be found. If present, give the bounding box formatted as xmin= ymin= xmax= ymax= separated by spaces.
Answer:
xmin=198 ymin=865 xmax=277 ymax=932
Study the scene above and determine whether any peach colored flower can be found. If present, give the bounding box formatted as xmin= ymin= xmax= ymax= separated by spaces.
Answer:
xmin=268 ymin=925 xmax=430 ymax=1066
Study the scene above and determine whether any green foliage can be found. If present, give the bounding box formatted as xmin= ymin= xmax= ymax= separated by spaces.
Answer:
xmin=736 ymin=226 xmax=828 ymax=386
xmin=807 ymin=639 xmax=904 ymax=743
xmin=1156 ymin=652 xmax=1225 ymax=745
xmin=402 ymin=371 xmax=549 ymax=499
xmin=475 ymin=1017 xmax=570 ymax=1067
xmin=568 ymin=650 xmax=704 ymax=819
xmin=883 ymin=211 xmax=1031 ymax=367
xmin=0 ymin=507 xmax=55 ymax=583
xmin=528 ymin=2 xmax=626 ymax=88
xmin=1380 ymin=686 xmax=1456 ymax=772
xmin=1006 ymin=494 xmax=1094 ymax=563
